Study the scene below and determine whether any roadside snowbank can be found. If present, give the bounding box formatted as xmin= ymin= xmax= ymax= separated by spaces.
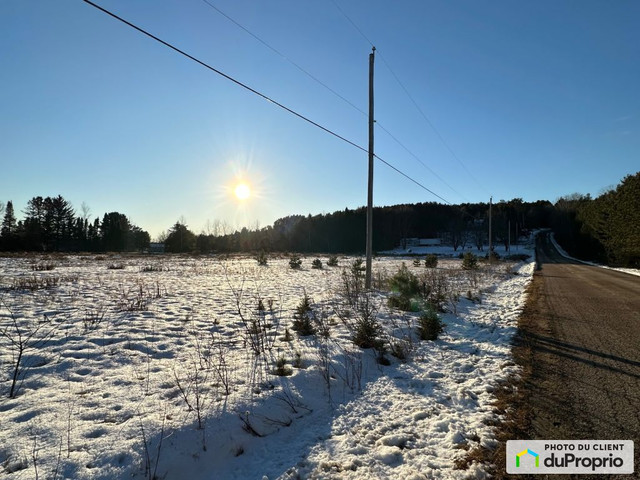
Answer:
xmin=550 ymin=233 xmax=640 ymax=277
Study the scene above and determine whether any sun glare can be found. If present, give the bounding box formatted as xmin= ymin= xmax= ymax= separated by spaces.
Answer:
xmin=234 ymin=182 xmax=251 ymax=200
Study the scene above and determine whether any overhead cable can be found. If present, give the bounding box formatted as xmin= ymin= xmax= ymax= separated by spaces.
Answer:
xmin=82 ymin=0 xmax=453 ymax=205
xmin=201 ymin=0 xmax=466 ymax=200
xmin=200 ymin=0 xmax=368 ymax=117
xmin=329 ymin=0 xmax=490 ymax=197
xmin=82 ymin=0 xmax=366 ymax=154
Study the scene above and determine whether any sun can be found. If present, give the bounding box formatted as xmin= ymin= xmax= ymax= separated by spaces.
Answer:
xmin=234 ymin=182 xmax=251 ymax=200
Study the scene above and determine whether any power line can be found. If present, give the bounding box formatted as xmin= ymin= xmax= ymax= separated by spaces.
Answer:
xmin=199 ymin=0 xmax=368 ymax=117
xmin=329 ymin=0 xmax=491 ymax=197
xmin=82 ymin=0 xmax=365 ymax=154
xmin=201 ymin=0 xmax=464 ymax=201
xmin=326 ymin=1 xmax=489 ymax=218
xmin=329 ymin=0 xmax=375 ymax=49
xmin=377 ymin=50 xmax=490 ymax=196
xmin=375 ymin=122 xmax=469 ymax=202
xmin=374 ymin=154 xmax=451 ymax=205
xmin=82 ymin=0 xmax=454 ymax=205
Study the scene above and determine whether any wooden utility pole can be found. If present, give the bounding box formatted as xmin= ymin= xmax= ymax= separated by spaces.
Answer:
xmin=488 ymin=196 xmax=493 ymax=260
xmin=365 ymin=47 xmax=375 ymax=289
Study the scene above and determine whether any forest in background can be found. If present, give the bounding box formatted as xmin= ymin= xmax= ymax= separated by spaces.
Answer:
xmin=551 ymin=172 xmax=639 ymax=267
xmin=1 ymin=172 xmax=638 ymax=268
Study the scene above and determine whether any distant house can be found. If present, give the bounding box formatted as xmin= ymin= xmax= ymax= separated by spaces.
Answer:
xmin=418 ymin=238 xmax=441 ymax=246
xmin=401 ymin=238 xmax=441 ymax=248
xmin=149 ymin=242 xmax=165 ymax=254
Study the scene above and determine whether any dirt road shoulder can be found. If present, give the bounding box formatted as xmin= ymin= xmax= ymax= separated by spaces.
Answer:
xmin=460 ymin=235 xmax=640 ymax=479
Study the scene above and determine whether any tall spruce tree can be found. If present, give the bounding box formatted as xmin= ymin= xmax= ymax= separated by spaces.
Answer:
xmin=100 ymin=212 xmax=131 ymax=252
xmin=165 ymin=221 xmax=196 ymax=253
xmin=0 ymin=201 xmax=18 ymax=250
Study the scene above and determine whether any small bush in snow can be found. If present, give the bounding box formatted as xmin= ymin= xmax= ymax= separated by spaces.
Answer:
xmin=420 ymin=268 xmax=450 ymax=312
xmin=387 ymin=263 xmax=421 ymax=311
xmin=82 ymin=306 xmax=106 ymax=332
xmin=140 ymin=264 xmax=164 ymax=272
xmin=311 ymin=258 xmax=323 ymax=269
xmin=466 ymin=290 xmax=481 ymax=303
xmin=352 ymin=295 xmax=382 ymax=350
xmin=0 ymin=303 xmax=60 ymax=398
xmin=293 ymin=351 xmax=304 ymax=369
xmin=292 ymin=294 xmax=315 ymax=336
xmin=413 ymin=258 xmax=421 ymax=267
xmin=273 ymin=355 xmax=293 ymax=376
xmin=389 ymin=263 xmax=420 ymax=298
xmin=340 ymin=259 xmax=366 ymax=309
xmin=487 ymin=250 xmax=500 ymax=262
xmin=351 ymin=258 xmax=366 ymax=277
xmin=282 ymin=327 xmax=293 ymax=342
xmin=425 ymin=254 xmax=438 ymax=268
xmin=327 ymin=255 xmax=339 ymax=267
xmin=372 ymin=267 xmax=389 ymax=290
xmin=255 ymin=250 xmax=268 ymax=266
xmin=462 ymin=252 xmax=479 ymax=270
xmin=314 ymin=308 xmax=332 ymax=339
xmin=31 ymin=262 xmax=56 ymax=271
xmin=418 ymin=308 xmax=444 ymax=341
xmin=389 ymin=340 xmax=409 ymax=361
xmin=116 ymin=283 xmax=150 ymax=311
xmin=10 ymin=275 xmax=62 ymax=290
xmin=387 ymin=295 xmax=413 ymax=311
xmin=288 ymin=254 xmax=302 ymax=269
xmin=353 ymin=318 xmax=382 ymax=350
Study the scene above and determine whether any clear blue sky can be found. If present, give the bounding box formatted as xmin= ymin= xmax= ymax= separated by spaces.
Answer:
xmin=1 ymin=1 xmax=638 ymax=238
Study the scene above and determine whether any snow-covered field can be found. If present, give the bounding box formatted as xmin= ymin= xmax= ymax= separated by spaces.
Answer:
xmin=0 ymin=248 xmax=534 ymax=480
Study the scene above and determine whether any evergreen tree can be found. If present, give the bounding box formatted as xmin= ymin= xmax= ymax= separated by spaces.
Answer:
xmin=164 ymin=221 xmax=196 ymax=253
xmin=23 ymin=196 xmax=46 ymax=250
xmin=47 ymin=195 xmax=75 ymax=250
xmin=1 ymin=200 xmax=17 ymax=237
xmin=100 ymin=212 xmax=131 ymax=252
xmin=129 ymin=225 xmax=151 ymax=252
xmin=0 ymin=201 xmax=18 ymax=250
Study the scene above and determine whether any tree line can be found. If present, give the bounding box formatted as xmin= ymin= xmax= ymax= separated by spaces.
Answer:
xmin=551 ymin=172 xmax=639 ymax=267
xmin=2 ymin=171 xmax=637 ymax=268
xmin=169 ymin=198 xmax=554 ymax=255
xmin=0 ymin=195 xmax=150 ymax=252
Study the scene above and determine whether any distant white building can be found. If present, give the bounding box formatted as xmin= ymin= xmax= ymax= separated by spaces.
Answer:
xmin=418 ymin=238 xmax=441 ymax=246
xmin=402 ymin=238 xmax=441 ymax=247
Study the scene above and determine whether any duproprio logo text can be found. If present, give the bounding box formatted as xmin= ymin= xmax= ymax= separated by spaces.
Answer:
xmin=543 ymin=452 xmax=624 ymax=471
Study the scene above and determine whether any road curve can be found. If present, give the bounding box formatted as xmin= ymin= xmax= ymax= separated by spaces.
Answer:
xmin=516 ymin=232 xmax=640 ymax=478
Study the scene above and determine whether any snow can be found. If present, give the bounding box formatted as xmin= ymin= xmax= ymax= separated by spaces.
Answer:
xmin=549 ymin=233 xmax=640 ymax=277
xmin=380 ymin=239 xmax=531 ymax=258
xmin=0 ymin=247 xmax=535 ymax=480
